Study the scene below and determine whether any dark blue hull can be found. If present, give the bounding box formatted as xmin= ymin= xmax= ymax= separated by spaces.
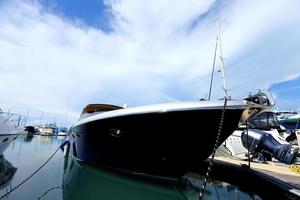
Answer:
xmin=71 ymin=109 xmax=244 ymax=177
xmin=280 ymin=122 xmax=300 ymax=130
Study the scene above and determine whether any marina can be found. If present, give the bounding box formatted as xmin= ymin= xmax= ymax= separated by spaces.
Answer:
xmin=1 ymin=1 xmax=300 ymax=199
xmin=0 ymin=134 xmax=298 ymax=200
xmin=0 ymin=95 xmax=299 ymax=200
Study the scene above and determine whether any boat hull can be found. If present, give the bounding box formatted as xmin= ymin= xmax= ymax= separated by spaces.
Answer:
xmin=72 ymin=108 xmax=245 ymax=177
xmin=0 ymin=115 xmax=23 ymax=155
xmin=0 ymin=134 xmax=19 ymax=155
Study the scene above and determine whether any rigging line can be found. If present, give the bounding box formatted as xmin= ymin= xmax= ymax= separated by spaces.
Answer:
xmin=208 ymin=32 xmax=219 ymax=100
xmin=216 ymin=19 xmax=229 ymax=99
xmin=0 ymin=146 xmax=61 ymax=199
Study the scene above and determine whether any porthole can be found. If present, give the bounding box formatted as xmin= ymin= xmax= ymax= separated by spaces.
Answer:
xmin=2 ymin=138 xmax=9 ymax=143
xmin=109 ymin=128 xmax=123 ymax=138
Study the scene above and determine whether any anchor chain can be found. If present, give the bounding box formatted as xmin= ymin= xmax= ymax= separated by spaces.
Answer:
xmin=199 ymin=97 xmax=227 ymax=199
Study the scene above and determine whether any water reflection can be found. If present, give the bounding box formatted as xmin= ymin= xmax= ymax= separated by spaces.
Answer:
xmin=38 ymin=136 xmax=54 ymax=145
xmin=23 ymin=134 xmax=34 ymax=143
xmin=0 ymin=155 xmax=16 ymax=190
xmin=62 ymin=156 xmax=261 ymax=200
xmin=0 ymin=135 xmax=262 ymax=200
xmin=0 ymin=135 xmax=65 ymax=200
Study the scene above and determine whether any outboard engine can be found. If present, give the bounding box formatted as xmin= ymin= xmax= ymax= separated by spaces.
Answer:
xmin=241 ymin=129 xmax=299 ymax=164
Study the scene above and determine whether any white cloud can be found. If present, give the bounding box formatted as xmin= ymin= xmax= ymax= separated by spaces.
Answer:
xmin=0 ymin=0 xmax=299 ymax=125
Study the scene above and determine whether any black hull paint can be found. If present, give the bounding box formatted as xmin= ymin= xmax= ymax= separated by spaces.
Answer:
xmin=72 ymin=109 xmax=244 ymax=177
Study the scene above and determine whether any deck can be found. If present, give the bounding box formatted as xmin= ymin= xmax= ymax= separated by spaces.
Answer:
xmin=215 ymin=156 xmax=300 ymax=189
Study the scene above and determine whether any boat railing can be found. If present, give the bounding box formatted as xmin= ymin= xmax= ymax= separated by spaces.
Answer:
xmin=0 ymin=111 xmax=27 ymax=127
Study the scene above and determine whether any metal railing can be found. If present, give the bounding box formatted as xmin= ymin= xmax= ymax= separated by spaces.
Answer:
xmin=0 ymin=111 xmax=27 ymax=127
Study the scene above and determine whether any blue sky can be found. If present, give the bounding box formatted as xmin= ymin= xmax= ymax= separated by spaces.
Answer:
xmin=0 ymin=0 xmax=299 ymax=126
xmin=269 ymin=75 xmax=300 ymax=110
xmin=38 ymin=0 xmax=112 ymax=31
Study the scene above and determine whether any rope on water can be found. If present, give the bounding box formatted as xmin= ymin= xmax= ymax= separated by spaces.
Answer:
xmin=0 ymin=145 xmax=61 ymax=199
xmin=37 ymin=186 xmax=63 ymax=200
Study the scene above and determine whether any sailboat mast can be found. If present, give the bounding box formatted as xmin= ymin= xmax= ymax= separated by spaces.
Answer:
xmin=208 ymin=32 xmax=218 ymax=100
xmin=217 ymin=19 xmax=229 ymax=98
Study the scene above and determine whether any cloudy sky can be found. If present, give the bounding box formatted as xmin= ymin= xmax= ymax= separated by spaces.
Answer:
xmin=0 ymin=0 xmax=299 ymax=126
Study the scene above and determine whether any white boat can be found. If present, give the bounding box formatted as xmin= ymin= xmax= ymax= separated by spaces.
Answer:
xmin=38 ymin=124 xmax=58 ymax=135
xmin=0 ymin=111 xmax=25 ymax=155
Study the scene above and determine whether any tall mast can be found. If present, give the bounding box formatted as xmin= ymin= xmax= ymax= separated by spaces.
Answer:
xmin=208 ymin=26 xmax=219 ymax=100
xmin=217 ymin=19 xmax=229 ymax=98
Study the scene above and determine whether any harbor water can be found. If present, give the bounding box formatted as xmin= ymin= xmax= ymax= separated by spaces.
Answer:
xmin=0 ymin=135 xmax=263 ymax=200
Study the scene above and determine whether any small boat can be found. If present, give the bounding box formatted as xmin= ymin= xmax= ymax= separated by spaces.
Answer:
xmin=223 ymin=111 xmax=300 ymax=164
xmin=224 ymin=111 xmax=288 ymax=156
xmin=71 ymin=92 xmax=273 ymax=177
xmin=25 ymin=126 xmax=38 ymax=134
xmin=279 ymin=113 xmax=300 ymax=130
xmin=38 ymin=124 xmax=58 ymax=135
xmin=0 ymin=111 xmax=25 ymax=155
xmin=57 ymin=127 xmax=68 ymax=136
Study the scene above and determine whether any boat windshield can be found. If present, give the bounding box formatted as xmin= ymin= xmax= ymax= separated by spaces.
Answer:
xmin=79 ymin=104 xmax=123 ymax=120
xmin=248 ymin=111 xmax=281 ymax=130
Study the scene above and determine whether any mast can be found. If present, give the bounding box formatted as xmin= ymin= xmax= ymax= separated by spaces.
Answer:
xmin=24 ymin=110 xmax=30 ymax=126
xmin=208 ymin=27 xmax=218 ymax=100
xmin=217 ymin=19 xmax=229 ymax=98
xmin=207 ymin=19 xmax=229 ymax=100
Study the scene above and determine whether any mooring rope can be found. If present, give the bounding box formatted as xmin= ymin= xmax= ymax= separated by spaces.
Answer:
xmin=199 ymin=97 xmax=227 ymax=199
xmin=0 ymin=145 xmax=61 ymax=199
xmin=37 ymin=186 xmax=63 ymax=200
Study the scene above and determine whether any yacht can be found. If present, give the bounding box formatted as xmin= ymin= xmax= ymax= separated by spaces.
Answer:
xmin=38 ymin=124 xmax=58 ymax=135
xmin=71 ymin=93 xmax=273 ymax=177
xmin=0 ymin=111 xmax=25 ymax=155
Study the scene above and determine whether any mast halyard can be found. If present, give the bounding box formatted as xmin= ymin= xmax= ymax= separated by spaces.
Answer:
xmin=208 ymin=27 xmax=218 ymax=100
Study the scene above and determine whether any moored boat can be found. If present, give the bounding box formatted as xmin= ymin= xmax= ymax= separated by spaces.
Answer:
xmin=38 ymin=124 xmax=58 ymax=135
xmin=71 ymin=93 xmax=273 ymax=177
xmin=279 ymin=113 xmax=300 ymax=130
xmin=0 ymin=111 xmax=25 ymax=155
xmin=222 ymin=110 xmax=300 ymax=164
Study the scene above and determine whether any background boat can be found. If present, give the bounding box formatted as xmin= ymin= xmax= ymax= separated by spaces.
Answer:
xmin=279 ymin=113 xmax=300 ymax=130
xmin=37 ymin=124 xmax=58 ymax=135
xmin=0 ymin=111 xmax=26 ymax=155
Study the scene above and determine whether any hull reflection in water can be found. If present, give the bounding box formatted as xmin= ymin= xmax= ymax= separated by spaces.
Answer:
xmin=0 ymin=155 xmax=16 ymax=189
xmin=62 ymin=157 xmax=261 ymax=200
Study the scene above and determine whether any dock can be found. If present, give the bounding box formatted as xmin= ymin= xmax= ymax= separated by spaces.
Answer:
xmin=215 ymin=156 xmax=300 ymax=189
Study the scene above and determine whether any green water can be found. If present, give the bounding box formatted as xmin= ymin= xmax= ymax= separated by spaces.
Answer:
xmin=0 ymin=135 xmax=261 ymax=200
